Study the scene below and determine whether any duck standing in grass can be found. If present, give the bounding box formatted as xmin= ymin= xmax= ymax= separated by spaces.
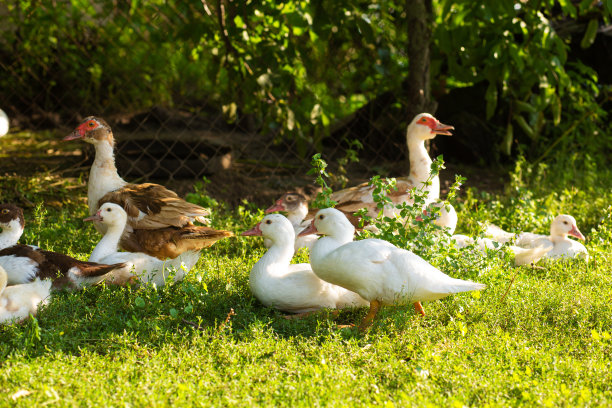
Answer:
xmin=64 ymin=116 xmax=232 ymax=260
xmin=85 ymin=203 xmax=200 ymax=287
xmin=0 ymin=204 xmax=130 ymax=288
xmin=242 ymin=214 xmax=368 ymax=314
xmin=299 ymin=208 xmax=486 ymax=331
xmin=0 ymin=265 xmax=52 ymax=324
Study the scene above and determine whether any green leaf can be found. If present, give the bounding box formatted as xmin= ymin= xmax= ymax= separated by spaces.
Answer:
xmin=169 ymin=308 xmax=179 ymax=318
xmin=134 ymin=297 xmax=145 ymax=308
xmin=580 ymin=19 xmax=599 ymax=49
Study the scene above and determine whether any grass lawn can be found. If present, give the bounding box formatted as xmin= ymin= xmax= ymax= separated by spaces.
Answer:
xmin=1 ymin=147 xmax=611 ymax=407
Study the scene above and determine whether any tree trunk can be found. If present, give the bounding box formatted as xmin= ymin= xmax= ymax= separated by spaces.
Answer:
xmin=404 ymin=0 xmax=436 ymax=122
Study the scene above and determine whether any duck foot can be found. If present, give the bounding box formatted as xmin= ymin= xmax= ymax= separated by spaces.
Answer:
xmin=414 ymin=301 xmax=426 ymax=316
xmin=358 ymin=299 xmax=381 ymax=332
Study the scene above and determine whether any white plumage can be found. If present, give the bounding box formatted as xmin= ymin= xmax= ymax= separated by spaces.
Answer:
xmin=0 ymin=109 xmax=9 ymax=137
xmin=301 ymin=208 xmax=485 ymax=330
xmin=242 ymin=214 xmax=368 ymax=313
xmin=485 ymin=214 xmax=588 ymax=261
xmin=0 ymin=265 xmax=52 ymax=324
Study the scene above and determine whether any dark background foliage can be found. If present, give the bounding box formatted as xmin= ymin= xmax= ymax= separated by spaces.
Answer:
xmin=0 ymin=0 xmax=610 ymax=191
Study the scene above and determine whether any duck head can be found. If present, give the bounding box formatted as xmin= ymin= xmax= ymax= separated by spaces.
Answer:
xmin=0 ymin=203 xmax=24 ymax=233
xmin=298 ymin=208 xmax=354 ymax=239
xmin=265 ymin=192 xmax=307 ymax=214
xmin=550 ymin=214 xmax=585 ymax=241
xmin=64 ymin=116 xmax=114 ymax=147
xmin=242 ymin=214 xmax=295 ymax=244
xmin=407 ymin=113 xmax=454 ymax=142
xmin=84 ymin=202 xmax=128 ymax=228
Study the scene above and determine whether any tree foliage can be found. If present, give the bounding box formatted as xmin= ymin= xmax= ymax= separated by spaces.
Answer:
xmin=0 ymin=0 xmax=610 ymax=163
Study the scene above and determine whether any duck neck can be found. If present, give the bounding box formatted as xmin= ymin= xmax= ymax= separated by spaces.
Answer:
xmin=251 ymin=239 xmax=294 ymax=280
xmin=89 ymin=223 xmax=124 ymax=262
xmin=407 ymin=137 xmax=438 ymax=199
xmin=0 ymin=221 xmax=23 ymax=249
xmin=88 ymin=140 xmax=127 ymax=215
xmin=549 ymin=231 xmax=567 ymax=245
xmin=287 ymin=205 xmax=308 ymax=227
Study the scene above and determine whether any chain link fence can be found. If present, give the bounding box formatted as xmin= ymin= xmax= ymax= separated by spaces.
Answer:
xmin=0 ymin=1 xmax=435 ymax=204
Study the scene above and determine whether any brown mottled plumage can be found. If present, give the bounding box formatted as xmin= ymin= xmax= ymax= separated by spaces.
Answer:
xmin=98 ymin=183 xmax=209 ymax=230
xmin=65 ymin=116 xmax=232 ymax=259
xmin=121 ymin=226 xmax=233 ymax=259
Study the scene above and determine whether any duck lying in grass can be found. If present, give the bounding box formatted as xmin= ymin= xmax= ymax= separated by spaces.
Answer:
xmin=451 ymin=235 xmax=552 ymax=266
xmin=85 ymin=203 xmax=200 ymax=286
xmin=0 ymin=265 xmax=51 ymax=324
xmin=242 ymin=214 xmax=369 ymax=314
xmin=486 ymin=214 xmax=588 ymax=261
xmin=0 ymin=203 xmax=129 ymax=289
xmin=299 ymin=208 xmax=486 ymax=331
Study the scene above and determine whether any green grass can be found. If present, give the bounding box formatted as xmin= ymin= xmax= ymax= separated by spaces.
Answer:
xmin=1 ymin=161 xmax=612 ymax=407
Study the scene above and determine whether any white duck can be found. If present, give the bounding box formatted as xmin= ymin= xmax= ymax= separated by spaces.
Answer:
xmin=299 ymin=208 xmax=486 ymax=330
xmin=329 ymin=113 xmax=454 ymax=218
xmin=451 ymin=235 xmax=551 ymax=266
xmin=64 ymin=117 xmax=232 ymax=260
xmin=486 ymin=214 xmax=588 ymax=261
xmin=85 ymin=203 xmax=200 ymax=287
xmin=242 ymin=214 xmax=368 ymax=314
xmin=0 ymin=265 xmax=52 ymax=324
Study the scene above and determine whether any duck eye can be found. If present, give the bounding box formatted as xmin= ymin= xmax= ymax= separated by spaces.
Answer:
xmin=88 ymin=121 xmax=96 ymax=128
xmin=107 ymin=208 xmax=111 ymax=212
xmin=1 ymin=209 xmax=8 ymax=214
xmin=319 ymin=215 xmax=324 ymax=219
xmin=563 ymin=221 xmax=568 ymax=225
xmin=265 ymin=220 xmax=272 ymax=224
xmin=421 ymin=118 xmax=427 ymax=122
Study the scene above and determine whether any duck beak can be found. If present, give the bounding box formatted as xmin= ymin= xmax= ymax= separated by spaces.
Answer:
xmin=568 ymin=225 xmax=585 ymax=241
xmin=64 ymin=123 xmax=87 ymax=141
xmin=242 ymin=222 xmax=263 ymax=236
xmin=83 ymin=211 xmax=102 ymax=222
xmin=298 ymin=219 xmax=318 ymax=237
xmin=433 ymin=121 xmax=454 ymax=136
xmin=265 ymin=200 xmax=285 ymax=214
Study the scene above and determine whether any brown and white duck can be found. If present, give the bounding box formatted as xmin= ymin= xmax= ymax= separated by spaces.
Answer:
xmin=0 ymin=265 xmax=52 ymax=324
xmin=64 ymin=117 xmax=233 ymax=259
xmin=0 ymin=204 xmax=129 ymax=289
xmin=330 ymin=113 xmax=454 ymax=218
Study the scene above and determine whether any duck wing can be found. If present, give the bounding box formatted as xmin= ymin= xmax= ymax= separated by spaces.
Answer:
xmin=120 ymin=225 xmax=233 ymax=260
xmin=98 ymin=183 xmax=210 ymax=229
